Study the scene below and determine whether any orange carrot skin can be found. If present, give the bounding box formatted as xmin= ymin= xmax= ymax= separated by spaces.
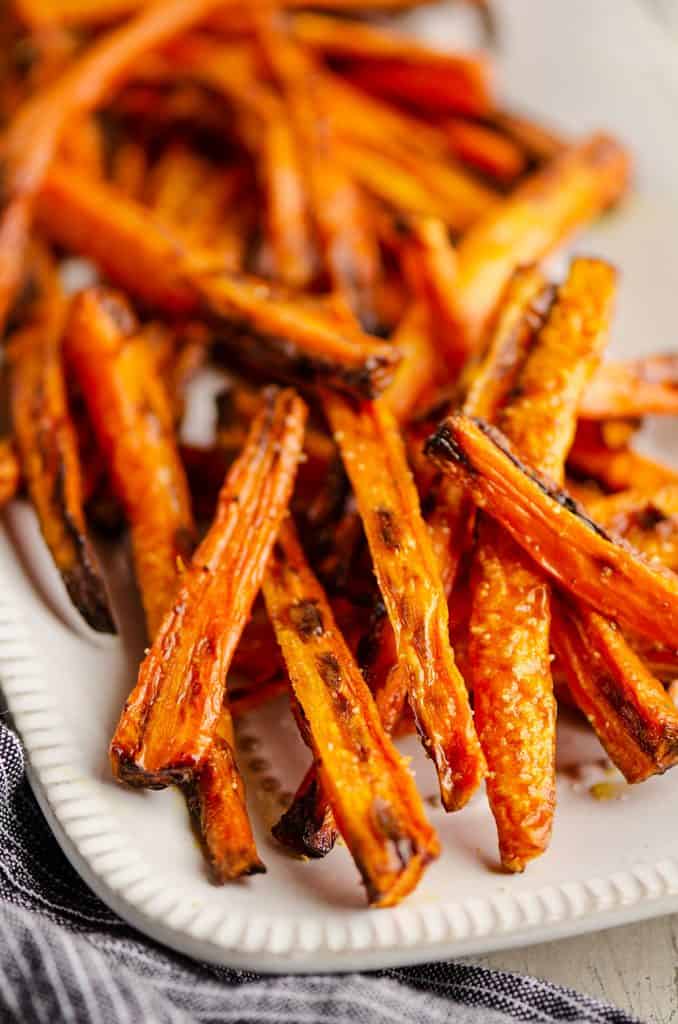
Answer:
xmin=580 ymin=355 xmax=678 ymax=419
xmin=0 ymin=441 xmax=20 ymax=508
xmin=264 ymin=519 xmax=438 ymax=906
xmin=325 ymin=392 xmax=485 ymax=810
xmin=426 ymin=413 xmax=678 ymax=648
xmin=110 ymin=387 xmax=307 ymax=787
xmin=10 ymin=316 xmax=115 ymax=634
xmin=65 ymin=288 xmax=195 ymax=637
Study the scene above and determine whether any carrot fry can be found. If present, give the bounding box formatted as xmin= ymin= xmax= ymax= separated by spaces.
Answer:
xmin=0 ymin=0 xmax=231 ymax=333
xmin=290 ymin=14 xmax=492 ymax=117
xmin=490 ymin=110 xmax=567 ymax=165
xmin=184 ymin=710 xmax=266 ymax=882
xmin=9 ymin=305 xmax=115 ymax=633
xmin=263 ymin=519 xmax=438 ymax=906
xmin=273 ymin=763 xmax=337 ymax=859
xmin=0 ymin=440 xmax=21 ymax=508
xmin=579 ymin=355 xmax=678 ymax=419
xmin=452 ymin=134 xmax=630 ymax=356
xmin=426 ymin=412 xmax=678 ymax=646
xmin=552 ymin=599 xmax=678 ymax=783
xmin=469 ymin=258 xmax=616 ymax=872
xmin=586 ymin=485 xmax=678 ymax=573
xmin=36 ymin=163 xmax=399 ymax=398
xmin=110 ymin=387 xmax=307 ymax=788
xmin=324 ymin=392 xmax=485 ymax=811
xmin=568 ymin=422 xmax=678 ymax=493
xmin=441 ymin=118 xmax=526 ymax=185
xmin=383 ymin=304 xmax=440 ymax=424
xmin=65 ymin=287 xmax=195 ymax=637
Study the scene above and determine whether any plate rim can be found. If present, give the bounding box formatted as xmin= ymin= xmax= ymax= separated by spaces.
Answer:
xmin=3 ymin=576 xmax=678 ymax=972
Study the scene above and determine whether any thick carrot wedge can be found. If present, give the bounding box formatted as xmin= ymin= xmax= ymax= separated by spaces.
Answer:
xmin=9 ymin=309 xmax=115 ymax=633
xmin=0 ymin=0 xmax=230 ymax=332
xmin=469 ymin=258 xmax=616 ymax=872
xmin=37 ymin=164 xmax=399 ymax=398
xmin=452 ymin=134 xmax=630 ymax=355
xmin=263 ymin=519 xmax=438 ymax=906
xmin=0 ymin=441 xmax=20 ymax=508
xmin=579 ymin=355 xmax=678 ymax=419
xmin=324 ymin=391 xmax=486 ymax=811
xmin=426 ymin=413 xmax=678 ymax=646
xmin=65 ymin=287 xmax=195 ymax=637
xmin=552 ymin=599 xmax=678 ymax=783
xmin=110 ymin=387 xmax=306 ymax=787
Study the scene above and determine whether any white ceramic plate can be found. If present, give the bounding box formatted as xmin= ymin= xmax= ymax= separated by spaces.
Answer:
xmin=3 ymin=0 xmax=678 ymax=974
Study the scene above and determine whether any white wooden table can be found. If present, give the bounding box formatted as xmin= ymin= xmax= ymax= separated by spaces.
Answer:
xmin=471 ymin=916 xmax=678 ymax=1021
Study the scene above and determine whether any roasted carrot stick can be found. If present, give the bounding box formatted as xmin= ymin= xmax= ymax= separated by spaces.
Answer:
xmin=0 ymin=0 xmax=231 ymax=333
xmin=110 ymin=387 xmax=307 ymax=788
xmin=263 ymin=519 xmax=438 ymax=906
xmin=383 ymin=304 xmax=440 ymax=424
xmin=440 ymin=118 xmax=526 ymax=185
xmin=426 ymin=413 xmax=678 ymax=647
xmin=552 ymin=598 xmax=678 ymax=783
xmin=586 ymin=485 xmax=678 ymax=573
xmin=0 ymin=441 xmax=21 ymax=508
xmin=579 ymin=355 xmax=678 ymax=419
xmin=469 ymin=258 xmax=616 ymax=872
xmin=491 ymin=110 xmax=566 ymax=166
xmin=36 ymin=164 xmax=399 ymax=398
xmin=324 ymin=392 xmax=485 ymax=811
xmin=9 ymin=302 xmax=115 ymax=633
xmin=568 ymin=421 xmax=678 ymax=493
xmin=452 ymin=134 xmax=630 ymax=356
xmin=65 ymin=287 xmax=195 ymax=637
xmin=290 ymin=13 xmax=492 ymax=117
xmin=184 ymin=710 xmax=266 ymax=881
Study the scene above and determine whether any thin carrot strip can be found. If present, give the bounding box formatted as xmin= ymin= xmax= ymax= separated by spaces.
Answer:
xmin=36 ymin=163 xmax=399 ymax=398
xmin=110 ymin=387 xmax=307 ymax=788
xmin=441 ymin=118 xmax=526 ymax=185
xmin=65 ymin=287 xmax=195 ymax=637
xmin=426 ymin=413 xmax=678 ymax=647
xmin=324 ymin=392 xmax=485 ymax=811
xmin=568 ymin=422 xmax=678 ymax=493
xmin=263 ymin=519 xmax=438 ymax=906
xmin=0 ymin=0 xmax=231 ymax=332
xmin=9 ymin=299 xmax=115 ymax=633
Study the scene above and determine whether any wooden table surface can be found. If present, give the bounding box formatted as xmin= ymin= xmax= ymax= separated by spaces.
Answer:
xmin=470 ymin=915 xmax=678 ymax=1021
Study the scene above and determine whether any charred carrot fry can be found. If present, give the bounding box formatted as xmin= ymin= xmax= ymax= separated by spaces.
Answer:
xmin=291 ymin=13 xmax=492 ymax=117
xmin=110 ymin=387 xmax=306 ymax=788
xmin=428 ymin=265 xmax=552 ymax=597
xmin=552 ymin=599 xmax=678 ymax=783
xmin=65 ymin=287 xmax=195 ymax=637
xmin=273 ymin=762 xmax=337 ymax=859
xmin=9 ymin=302 xmax=115 ymax=634
xmin=469 ymin=258 xmax=616 ymax=872
xmin=0 ymin=0 xmax=232 ymax=333
xmin=37 ymin=164 xmax=399 ymax=398
xmin=441 ymin=118 xmax=526 ymax=185
xmin=579 ymin=355 xmax=678 ymax=419
xmin=452 ymin=134 xmax=630 ymax=356
xmin=426 ymin=413 xmax=678 ymax=647
xmin=263 ymin=519 xmax=438 ymax=906
xmin=184 ymin=710 xmax=266 ymax=882
xmin=324 ymin=391 xmax=485 ymax=811
xmin=0 ymin=441 xmax=21 ymax=508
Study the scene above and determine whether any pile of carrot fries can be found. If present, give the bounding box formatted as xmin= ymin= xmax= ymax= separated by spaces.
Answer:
xmin=4 ymin=0 xmax=678 ymax=907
